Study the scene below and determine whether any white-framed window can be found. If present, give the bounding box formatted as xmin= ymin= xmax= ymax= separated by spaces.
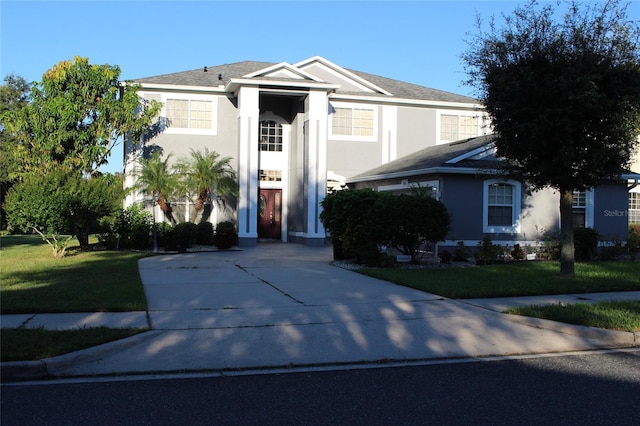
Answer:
xmin=329 ymin=102 xmax=377 ymax=141
xmin=259 ymin=120 xmax=283 ymax=152
xmin=483 ymin=179 xmax=522 ymax=233
xmin=630 ymin=192 xmax=640 ymax=223
xmin=573 ymin=190 xmax=587 ymax=227
xmin=163 ymin=95 xmax=217 ymax=135
xmin=440 ymin=113 xmax=480 ymax=142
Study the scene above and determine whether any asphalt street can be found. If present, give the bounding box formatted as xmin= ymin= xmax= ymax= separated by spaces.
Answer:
xmin=2 ymin=349 xmax=639 ymax=425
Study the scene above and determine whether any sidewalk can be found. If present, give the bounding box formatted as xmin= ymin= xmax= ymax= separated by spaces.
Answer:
xmin=2 ymin=244 xmax=639 ymax=381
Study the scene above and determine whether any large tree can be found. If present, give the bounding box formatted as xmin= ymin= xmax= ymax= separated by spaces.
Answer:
xmin=462 ymin=0 xmax=640 ymax=277
xmin=0 ymin=57 xmax=161 ymax=177
xmin=0 ymin=74 xmax=31 ymax=229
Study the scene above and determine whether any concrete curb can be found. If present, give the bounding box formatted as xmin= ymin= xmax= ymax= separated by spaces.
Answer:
xmin=1 ymin=330 xmax=164 ymax=382
xmin=501 ymin=312 xmax=639 ymax=347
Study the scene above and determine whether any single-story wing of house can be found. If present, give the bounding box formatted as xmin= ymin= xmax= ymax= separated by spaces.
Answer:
xmin=347 ymin=135 xmax=640 ymax=253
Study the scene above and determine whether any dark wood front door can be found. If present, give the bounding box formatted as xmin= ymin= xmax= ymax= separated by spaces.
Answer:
xmin=258 ymin=189 xmax=282 ymax=240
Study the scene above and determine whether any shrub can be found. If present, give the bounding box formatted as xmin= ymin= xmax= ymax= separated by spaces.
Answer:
xmin=196 ymin=221 xmax=214 ymax=245
xmin=475 ymin=235 xmax=502 ymax=265
xmin=574 ymin=227 xmax=599 ymax=261
xmin=511 ymin=244 xmax=525 ymax=260
xmin=97 ymin=204 xmax=152 ymax=250
xmin=627 ymin=224 xmax=640 ymax=251
xmin=453 ymin=241 xmax=472 ymax=262
xmin=214 ymin=221 xmax=238 ymax=249
xmin=173 ymin=222 xmax=198 ymax=251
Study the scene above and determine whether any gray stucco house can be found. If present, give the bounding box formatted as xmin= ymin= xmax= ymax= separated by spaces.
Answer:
xmin=348 ymin=135 xmax=640 ymax=251
xmin=124 ymin=56 xmax=488 ymax=246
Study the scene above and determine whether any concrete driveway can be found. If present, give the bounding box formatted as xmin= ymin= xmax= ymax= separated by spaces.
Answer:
xmin=44 ymin=244 xmax=637 ymax=378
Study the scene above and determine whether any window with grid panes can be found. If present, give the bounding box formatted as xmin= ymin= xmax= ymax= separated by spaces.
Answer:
xmin=488 ymin=183 xmax=514 ymax=226
xmin=573 ymin=190 xmax=586 ymax=227
xmin=332 ymin=107 xmax=374 ymax=137
xmin=259 ymin=121 xmax=283 ymax=152
xmin=440 ymin=114 xmax=479 ymax=141
xmin=166 ymin=99 xmax=213 ymax=129
xmin=629 ymin=192 xmax=640 ymax=223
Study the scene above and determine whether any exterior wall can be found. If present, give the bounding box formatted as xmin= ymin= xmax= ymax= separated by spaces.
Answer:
xmin=396 ymin=107 xmax=437 ymax=158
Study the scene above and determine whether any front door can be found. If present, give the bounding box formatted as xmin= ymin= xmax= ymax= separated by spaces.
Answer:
xmin=258 ymin=189 xmax=282 ymax=240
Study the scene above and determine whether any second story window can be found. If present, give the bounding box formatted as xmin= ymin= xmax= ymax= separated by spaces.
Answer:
xmin=259 ymin=120 xmax=283 ymax=152
xmin=166 ymin=99 xmax=213 ymax=129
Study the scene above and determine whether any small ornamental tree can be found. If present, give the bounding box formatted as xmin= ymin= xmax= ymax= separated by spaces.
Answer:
xmin=4 ymin=171 xmax=125 ymax=256
xmin=462 ymin=0 xmax=640 ymax=277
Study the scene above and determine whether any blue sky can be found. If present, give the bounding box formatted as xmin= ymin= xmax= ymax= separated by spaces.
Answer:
xmin=2 ymin=0 xmax=638 ymax=173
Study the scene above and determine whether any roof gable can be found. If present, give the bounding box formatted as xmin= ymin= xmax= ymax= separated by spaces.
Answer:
xmin=243 ymin=61 xmax=324 ymax=82
xmin=294 ymin=56 xmax=393 ymax=96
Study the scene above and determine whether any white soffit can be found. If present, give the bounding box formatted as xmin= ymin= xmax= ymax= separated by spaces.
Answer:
xmin=446 ymin=143 xmax=495 ymax=164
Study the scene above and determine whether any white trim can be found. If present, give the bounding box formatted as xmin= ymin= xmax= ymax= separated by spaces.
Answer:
xmin=382 ymin=105 xmax=398 ymax=163
xmin=328 ymin=101 xmax=378 ymax=142
xmin=161 ymin=93 xmax=218 ymax=136
xmin=295 ymin=56 xmax=393 ymax=96
xmin=243 ymin=62 xmax=323 ymax=82
xmin=446 ymin=143 xmax=495 ymax=164
xmin=347 ymin=166 xmax=499 ymax=183
xmin=330 ymin=92 xmax=483 ymax=111
xmin=483 ymin=178 xmax=522 ymax=234
xmin=437 ymin=110 xmax=485 ymax=144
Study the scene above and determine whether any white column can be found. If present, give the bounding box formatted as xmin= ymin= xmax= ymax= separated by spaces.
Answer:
xmin=237 ymin=86 xmax=260 ymax=244
xmin=303 ymin=90 xmax=328 ymax=243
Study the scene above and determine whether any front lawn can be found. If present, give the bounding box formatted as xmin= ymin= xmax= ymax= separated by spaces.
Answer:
xmin=507 ymin=300 xmax=640 ymax=332
xmin=1 ymin=235 xmax=149 ymax=314
xmin=359 ymin=261 xmax=640 ymax=299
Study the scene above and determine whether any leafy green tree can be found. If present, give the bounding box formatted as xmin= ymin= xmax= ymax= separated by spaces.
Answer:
xmin=0 ymin=74 xmax=31 ymax=229
xmin=462 ymin=0 xmax=640 ymax=277
xmin=132 ymin=151 xmax=179 ymax=224
xmin=175 ymin=148 xmax=238 ymax=223
xmin=0 ymin=57 xmax=161 ymax=177
xmin=4 ymin=171 xmax=124 ymax=256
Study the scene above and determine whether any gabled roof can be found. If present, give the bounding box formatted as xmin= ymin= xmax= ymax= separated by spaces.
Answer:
xmin=132 ymin=56 xmax=478 ymax=104
xmin=347 ymin=135 xmax=499 ymax=183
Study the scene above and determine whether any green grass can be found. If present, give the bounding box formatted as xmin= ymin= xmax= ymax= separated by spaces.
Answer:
xmin=0 ymin=327 xmax=147 ymax=362
xmin=359 ymin=261 xmax=640 ymax=299
xmin=1 ymin=235 xmax=149 ymax=314
xmin=506 ymin=300 xmax=640 ymax=332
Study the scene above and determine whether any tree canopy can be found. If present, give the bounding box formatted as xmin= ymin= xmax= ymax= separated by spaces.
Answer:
xmin=0 ymin=57 xmax=161 ymax=178
xmin=462 ymin=0 xmax=640 ymax=276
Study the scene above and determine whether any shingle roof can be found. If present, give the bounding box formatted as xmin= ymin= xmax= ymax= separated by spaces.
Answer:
xmin=348 ymin=134 xmax=497 ymax=182
xmin=133 ymin=60 xmax=477 ymax=104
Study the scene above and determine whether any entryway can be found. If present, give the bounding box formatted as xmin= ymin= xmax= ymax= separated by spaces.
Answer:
xmin=258 ymin=189 xmax=282 ymax=240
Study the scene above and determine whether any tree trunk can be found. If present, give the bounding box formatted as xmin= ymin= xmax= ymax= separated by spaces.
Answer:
xmin=76 ymin=225 xmax=90 ymax=249
xmin=559 ymin=189 xmax=575 ymax=278
xmin=191 ymin=190 xmax=209 ymax=222
xmin=157 ymin=194 xmax=175 ymax=224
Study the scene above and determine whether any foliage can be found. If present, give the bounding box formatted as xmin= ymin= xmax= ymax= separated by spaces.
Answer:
xmin=171 ymin=222 xmax=198 ymax=251
xmin=213 ymin=221 xmax=238 ymax=249
xmin=1 ymin=327 xmax=148 ymax=362
xmin=387 ymin=193 xmax=451 ymax=263
xmin=0 ymin=234 xmax=148 ymax=314
xmin=507 ymin=300 xmax=640 ymax=332
xmin=4 ymin=171 xmax=123 ymax=255
xmin=462 ymin=0 xmax=640 ymax=277
xmin=132 ymin=150 xmax=179 ymax=224
xmin=174 ymin=148 xmax=238 ymax=223
xmin=0 ymin=57 xmax=162 ymax=178
xmin=574 ymin=227 xmax=599 ymax=261
xmin=475 ymin=235 xmax=503 ymax=265
xmin=196 ymin=221 xmax=214 ymax=245
xmin=321 ymin=188 xmax=450 ymax=266
xmin=97 ymin=203 xmax=152 ymax=250
xmin=360 ymin=261 xmax=640 ymax=299
xmin=510 ymin=244 xmax=526 ymax=261
xmin=627 ymin=224 xmax=640 ymax=251
xmin=453 ymin=241 xmax=473 ymax=262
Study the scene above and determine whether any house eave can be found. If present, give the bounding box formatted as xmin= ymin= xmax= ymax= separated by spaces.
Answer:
xmin=347 ymin=167 xmax=499 ymax=184
xmin=226 ymin=78 xmax=340 ymax=94
xmin=329 ymin=92 xmax=484 ymax=110
xmin=132 ymin=82 xmax=228 ymax=94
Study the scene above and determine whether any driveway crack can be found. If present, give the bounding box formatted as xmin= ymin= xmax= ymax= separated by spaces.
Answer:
xmin=234 ymin=263 xmax=304 ymax=304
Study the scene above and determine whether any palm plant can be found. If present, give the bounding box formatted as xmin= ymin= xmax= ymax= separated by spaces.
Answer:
xmin=175 ymin=148 xmax=238 ymax=222
xmin=132 ymin=151 xmax=179 ymax=224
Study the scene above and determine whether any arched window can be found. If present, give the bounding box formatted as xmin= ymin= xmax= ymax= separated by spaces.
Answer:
xmin=483 ymin=179 xmax=522 ymax=233
xmin=259 ymin=120 xmax=283 ymax=152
